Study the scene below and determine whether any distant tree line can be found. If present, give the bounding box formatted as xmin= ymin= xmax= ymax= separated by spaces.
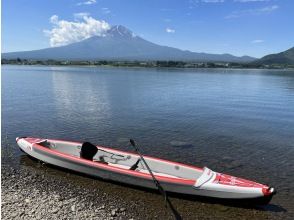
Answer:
xmin=2 ymin=58 xmax=293 ymax=69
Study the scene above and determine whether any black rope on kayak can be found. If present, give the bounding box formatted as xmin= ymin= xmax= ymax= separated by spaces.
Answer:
xmin=98 ymin=148 xmax=131 ymax=163
xmin=98 ymin=148 xmax=125 ymax=158
xmin=130 ymin=139 xmax=182 ymax=220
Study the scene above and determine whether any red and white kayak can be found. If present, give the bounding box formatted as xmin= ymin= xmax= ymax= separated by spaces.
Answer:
xmin=16 ymin=137 xmax=276 ymax=204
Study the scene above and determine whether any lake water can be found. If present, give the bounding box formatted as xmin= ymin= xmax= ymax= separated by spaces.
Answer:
xmin=2 ymin=65 xmax=294 ymax=219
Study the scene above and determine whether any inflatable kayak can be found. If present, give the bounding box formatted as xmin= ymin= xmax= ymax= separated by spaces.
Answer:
xmin=16 ymin=137 xmax=275 ymax=204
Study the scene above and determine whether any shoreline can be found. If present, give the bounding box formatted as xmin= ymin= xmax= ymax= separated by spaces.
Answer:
xmin=2 ymin=63 xmax=294 ymax=71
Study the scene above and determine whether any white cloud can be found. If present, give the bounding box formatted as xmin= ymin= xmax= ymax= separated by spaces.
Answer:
xmin=166 ymin=28 xmax=175 ymax=33
xmin=251 ymin=39 xmax=264 ymax=43
xmin=77 ymin=0 xmax=96 ymax=6
xmin=74 ymin=12 xmax=90 ymax=19
xmin=102 ymin=7 xmax=111 ymax=14
xmin=44 ymin=15 xmax=111 ymax=47
xmin=225 ymin=5 xmax=279 ymax=18
xmin=188 ymin=0 xmax=224 ymax=8
xmin=259 ymin=5 xmax=279 ymax=12
xmin=50 ymin=15 xmax=59 ymax=24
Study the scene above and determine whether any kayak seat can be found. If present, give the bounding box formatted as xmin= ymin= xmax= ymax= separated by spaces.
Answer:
xmin=130 ymin=158 xmax=141 ymax=170
xmin=80 ymin=142 xmax=98 ymax=161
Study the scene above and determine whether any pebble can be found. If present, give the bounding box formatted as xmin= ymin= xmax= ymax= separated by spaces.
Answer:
xmin=51 ymin=208 xmax=59 ymax=214
xmin=71 ymin=205 xmax=76 ymax=212
xmin=111 ymin=208 xmax=118 ymax=216
xmin=11 ymin=212 xmax=18 ymax=218
xmin=97 ymin=205 xmax=105 ymax=210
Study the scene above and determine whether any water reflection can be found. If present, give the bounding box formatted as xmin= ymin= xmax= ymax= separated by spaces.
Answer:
xmin=51 ymin=68 xmax=112 ymax=122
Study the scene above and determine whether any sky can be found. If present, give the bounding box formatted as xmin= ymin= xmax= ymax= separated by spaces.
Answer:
xmin=2 ymin=0 xmax=294 ymax=58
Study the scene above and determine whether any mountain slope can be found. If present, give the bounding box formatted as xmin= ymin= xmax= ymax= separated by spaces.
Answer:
xmin=2 ymin=25 xmax=256 ymax=62
xmin=254 ymin=47 xmax=294 ymax=65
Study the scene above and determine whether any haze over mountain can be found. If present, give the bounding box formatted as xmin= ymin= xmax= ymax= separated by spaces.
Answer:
xmin=2 ymin=25 xmax=256 ymax=63
xmin=253 ymin=47 xmax=294 ymax=65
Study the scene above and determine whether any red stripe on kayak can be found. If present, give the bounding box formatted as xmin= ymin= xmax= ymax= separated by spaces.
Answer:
xmin=28 ymin=140 xmax=195 ymax=185
xmin=214 ymin=173 xmax=267 ymax=189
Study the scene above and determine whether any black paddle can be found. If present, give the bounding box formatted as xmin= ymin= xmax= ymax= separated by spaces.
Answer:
xmin=130 ymin=139 xmax=182 ymax=220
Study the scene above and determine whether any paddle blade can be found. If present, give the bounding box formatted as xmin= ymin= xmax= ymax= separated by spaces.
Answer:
xmin=130 ymin=139 xmax=136 ymax=146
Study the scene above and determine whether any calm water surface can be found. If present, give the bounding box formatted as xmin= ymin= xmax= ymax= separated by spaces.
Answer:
xmin=2 ymin=65 xmax=294 ymax=218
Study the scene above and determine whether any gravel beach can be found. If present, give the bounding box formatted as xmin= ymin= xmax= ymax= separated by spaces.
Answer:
xmin=2 ymin=147 xmax=293 ymax=220
xmin=1 ymin=164 xmax=132 ymax=220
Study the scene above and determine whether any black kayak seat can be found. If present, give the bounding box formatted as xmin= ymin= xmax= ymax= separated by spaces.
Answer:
xmin=80 ymin=142 xmax=98 ymax=161
xmin=130 ymin=158 xmax=141 ymax=170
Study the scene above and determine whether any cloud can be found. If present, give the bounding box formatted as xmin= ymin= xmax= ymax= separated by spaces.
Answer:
xmin=225 ymin=5 xmax=279 ymax=18
xmin=50 ymin=15 xmax=59 ymax=24
xmin=251 ymin=39 xmax=264 ymax=43
xmin=258 ymin=5 xmax=279 ymax=12
xmin=77 ymin=0 xmax=96 ymax=6
xmin=166 ymin=28 xmax=175 ymax=33
xmin=74 ymin=12 xmax=90 ymax=19
xmin=44 ymin=14 xmax=111 ymax=47
xmin=102 ymin=7 xmax=111 ymax=14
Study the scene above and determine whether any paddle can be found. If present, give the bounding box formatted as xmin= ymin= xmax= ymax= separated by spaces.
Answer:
xmin=130 ymin=139 xmax=182 ymax=220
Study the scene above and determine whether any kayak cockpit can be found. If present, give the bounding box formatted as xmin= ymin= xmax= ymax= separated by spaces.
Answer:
xmin=37 ymin=139 xmax=203 ymax=182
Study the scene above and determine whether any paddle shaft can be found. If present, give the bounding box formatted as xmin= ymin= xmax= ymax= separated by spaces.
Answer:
xmin=130 ymin=139 xmax=182 ymax=220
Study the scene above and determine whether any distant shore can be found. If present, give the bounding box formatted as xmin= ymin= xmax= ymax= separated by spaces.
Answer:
xmin=2 ymin=59 xmax=293 ymax=69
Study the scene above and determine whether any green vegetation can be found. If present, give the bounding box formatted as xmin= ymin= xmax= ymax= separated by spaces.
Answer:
xmin=2 ymin=58 xmax=293 ymax=69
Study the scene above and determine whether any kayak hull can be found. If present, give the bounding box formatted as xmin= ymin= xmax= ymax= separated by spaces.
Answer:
xmin=16 ymin=137 xmax=275 ymax=204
